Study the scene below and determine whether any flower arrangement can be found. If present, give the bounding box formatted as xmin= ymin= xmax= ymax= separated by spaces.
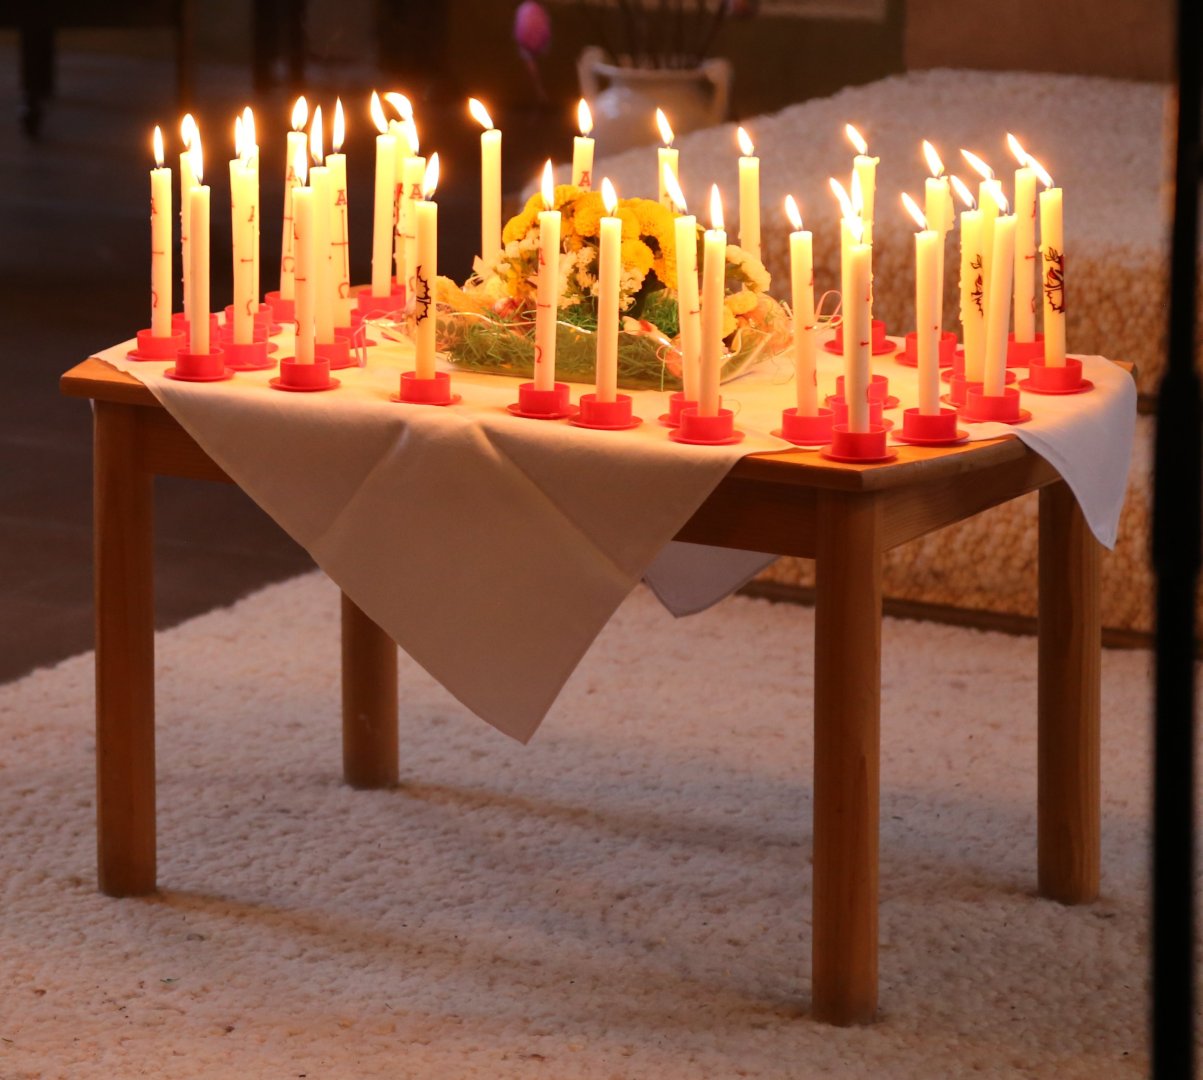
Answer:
xmin=433 ymin=182 xmax=788 ymax=390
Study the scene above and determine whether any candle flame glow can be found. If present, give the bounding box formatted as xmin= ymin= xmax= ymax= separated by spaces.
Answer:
xmin=153 ymin=125 xmax=164 ymax=168
xmin=950 ymin=174 xmax=976 ymax=209
xmin=423 ymin=152 xmax=440 ymax=199
xmin=656 ymin=108 xmax=674 ymax=147
xmin=1006 ymin=132 xmax=1028 ymax=166
xmin=578 ymin=98 xmax=593 ymax=136
xmin=601 ymin=176 xmax=617 ymax=215
xmin=370 ymin=91 xmax=388 ymax=134
xmin=845 ymin=123 xmax=868 ymax=156
xmin=243 ymin=106 xmax=256 ymax=150
xmin=333 ymin=98 xmax=345 ymax=153
xmin=784 ymin=194 xmax=802 ymax=232
xmin=829 ymin=177 xmax=855 ymax=221
xmin=291 ymin=96 xmax=308 ymax=132
xmin=847 ymin=216 xmax=865 ymax=244
xmin=403 ymin=118 xmax=419 ymax=155
xmin=709 ymin=184 xmax=724 ymax=231
xmin=541 ymin=160 xmax=555 ymax=210
xmin=234 ymin=115 xmax=244 ymax=160
xmin=384 ymin=92 xmax=413 ymax=122
xmin=180 ymin=112 xmax=196 ymax=149
xmin=737 ymin=125 xmax=754 ymax=157
xmin=190 ymin=129 xmax=204 ymax=185
xmin=1027 ymin=153 xmax=1054 ymax=189
xmin=922 ymin=139 xmax=944 ymax=177
xmin=294 ymin=138 xmax=308 ymax=187
xmin=662 ymin=164 xmax=687 ymax=214
xmin=901 ymin=191 xmax=927 ymax=230
xmin=468 ymin=97 xmax=494 ymax=130
xmin=960 ymin=148 xmax=994 ymax=181
xmin=996 ymin=189 xmax=1011 ymax=215
xmin=310 ymin=105 xmax=324 ymax=165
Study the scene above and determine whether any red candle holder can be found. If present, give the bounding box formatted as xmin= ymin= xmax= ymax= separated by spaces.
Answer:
xmin=507 ymin=382 xmax=577 ymax=420
xmin=1019 ymin=356 xmax=1094 ymax=395
xmin=895 ymin=407 xmax=968 ymax=446
xmin=570 ymin=393 xmax=643 ymax=430
xmin=222 ymin=339 xmax=275 ymax=372
xmin=269 ymin=357 xmax=340 ymax=392
xmin=1006 ymin=332 xmax=1045 ymax=367
xmin=355 ymin=285 xmax=406 ymax=321
xmin=820 ymin=423 xmax=897 ymax=463
xmin=823 ymin=318 xmax=894 ymax=356
xmin=658 ymin=391 xmax=700 ymax=427
xmin=941 ymin=347 xmax=965 ymax=383
xmin=315 ymin=338 xmax=353 ymax=370
xmin=127 ymin=328 xmax=186 ymax=361
xmin=335 ymin=322 xmax=377 ymax=350
xmin=827 ymin=394 xmax=893 ymax=431
xmin=263 ymin=291 xmax=295 ymax=325
xmin=833 ymin=373 xmax=899 ymax=409
xmin=669 ymin=406 xmax=745 ymax=446
xmin=895 ymin=330 xmax=958 ymax=368
xmin=391 ymin=370 xmax=460 ymax=406
xmin=944 ymin=368 xmax=1016 ymax=406
xmin=164 ymin=347 xmax=232 ymax=383
xmin=224 ymin=303 xmax=282 ymax=338
xmin=959 ymin=384 xmax=1031 ymax=424
xmin=773 ymin=407 xmax=834 ymax=446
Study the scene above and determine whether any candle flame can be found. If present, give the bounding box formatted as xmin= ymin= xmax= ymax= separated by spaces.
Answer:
xmin=468 ymin=97 xmax=494 ymax=130
xmin=960 ymin=148 xmax=994 ymax=181
xmin=577 ymin=98 xmax=593 ymax=136
xmin=1006 ymin=131 xmax=1028 ymax=166
xmin=180 ymin=112 xmax=196 ymax=149
xmin=709 ymin=184 xmax=724 ymax=231
xmin=950 ymin=174 xmax=976 ymax=209
xmin=153 ymin=125 xmax=164 ymax=168
xmin=310 ymin=105 xmax=324 ymax=165
xmin=655 ymin=107 xmax=674 ymax=147
xmin=829 ymin=176 xmax=855 ymax=221
xmin=1027 ymin=153 xmax=1054 ymax=189
xmin=737 ymin=125 xmax=754 ymax=157
xmin=901 ymin=191 xmax=927 ymax=230
xmin=291 ymin=95 xmax=308 ymax=131
xmin=332 ymin=98 xmax=345 ymax=153
xmin=242 ymin=106 xmax=256 ymax=150
xmin=384 ymin=92 xmax=413 ymax=122
xmin=190 ymin=129 xmax=204 ymax=185
xmin=847 ymin=216 xmax=865 ymax=244
xmin=922 ymin=139 xmax=944 ymax=177
xmin=423 ymin=152 xmax=440 ymax=199
xmin=845 ymin=123 xmax=868 ymax=156
xmin=601 ymin=176 xmax=617 ymax=215
xmin=234 ymin=115 xmax=244 ymax=160
xmin=370 ymin=91 xmax=388 ymax=134
xmin=403 ymin=118 xmax=419 ymax=155
xmin=784 ymin=194 xmax=802 ymax=232
xmin=541 ymin=159 xmax=555 ymax=210
xmin=294 ymin=138 xmax=308 ymax=186
xmin=662 ymin=164 xmax=687 ymax=214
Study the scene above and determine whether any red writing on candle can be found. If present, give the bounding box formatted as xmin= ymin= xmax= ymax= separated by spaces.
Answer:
xmin=1044 ymin=248 xmax=1065 ymax=314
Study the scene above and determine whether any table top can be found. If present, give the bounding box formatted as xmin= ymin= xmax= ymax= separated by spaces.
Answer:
xmin=62 ymin=357 xmax=1044 ymax=495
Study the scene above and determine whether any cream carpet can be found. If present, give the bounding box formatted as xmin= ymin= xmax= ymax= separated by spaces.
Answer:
xmin=0 ymin=572 xmax=1157 ymax=1077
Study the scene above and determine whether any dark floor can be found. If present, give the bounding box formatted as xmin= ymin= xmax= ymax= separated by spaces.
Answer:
xmin=0 ymin=33 xmax=574 ymax=685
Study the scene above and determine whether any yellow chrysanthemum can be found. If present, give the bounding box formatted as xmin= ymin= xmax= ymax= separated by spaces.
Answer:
xmin=721 ymin=306 xmax=738 ymax=339
xmin=621 ymin=237 xmax=655 ymax=277
xmin=572 ymin=192 xmax=607 ymax=238
xmin=502 ymin=204 xmax=538 ymax=245
xmin=616 ymin=206 xmax=641 ymax=240
xmin=725 ymin=288 xmax=758 ymax=316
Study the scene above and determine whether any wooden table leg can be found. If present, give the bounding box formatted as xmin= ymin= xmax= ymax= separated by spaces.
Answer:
xmin=94 ymin=402 xmax=156 ymax=896
xmin=812 ymin=490 xmax=882 ymax=1025
xmin=341 ymin=593 xmax=398 ymax=789
xmin=1037 ymin=481 xmax=1101 ymax=903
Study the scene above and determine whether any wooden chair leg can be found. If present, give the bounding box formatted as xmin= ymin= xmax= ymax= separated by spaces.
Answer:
xmin=94 ymin=402 xmax=157 ymax=896
xmin=812 ymin=490 xmax=882 ymax=1025
xmin=1037 ymin=481 xmax=1101 ymax=903
xmin=341 ymin=593 xmax=398 ymax=789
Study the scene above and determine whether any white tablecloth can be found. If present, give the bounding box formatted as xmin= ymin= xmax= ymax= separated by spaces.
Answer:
xmin=94 ymin=326 xmax=1135 ymax=740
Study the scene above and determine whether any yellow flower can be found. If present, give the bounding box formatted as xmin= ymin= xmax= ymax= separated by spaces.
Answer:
xmin=616 ymin=206 xmax=641 ymax=240
xmin=725 ymin=288 xmax=758 ymax=316
xmin=621 ymin=237 xmax=654 ymax=277
xmin=721 ymin=306 xmax=738 ymax=339
xmin=502 ymin=202 xmax=539 ymax=245
xmin=572 ymin=192 xmax=607 ymax=238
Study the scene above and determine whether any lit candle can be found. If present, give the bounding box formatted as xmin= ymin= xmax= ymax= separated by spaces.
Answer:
xmin=398 ymin=118 xmax=426 ymax=302
xmin=1029 ymin=154 xmax=1066 ymax=366
xmin=280 ymin=96 xmax=307 ymax=303
xmin=1008 ymin=133 xmax=1038 ymax=345
xmin=656 ymin=109 xmax=679 ymax=209
xmin=229 ymin=114 xmax=256 ymax=345
xmin=961 ymin=149 xmax=1001 ymax=330
xmin=663 ymin=166 xmax=701 ymax=405
xmin=292 ymin=147 xmax=315 ymax=364
xmin=833 ymin=187 xmax=872 ymax=432
xmin=468 ymin=97 xmax=503 ymax=262
xmin=242 ymin=106 xmax=260 ymax=305
xmin=699 ymin=184 xmax=726 ymax=417
xmin=309 ymin=106 xmax=335 ymax=345
xmin=179 ymin=113 xmax=197 ymax=322
xmin=572 ymin=99 xmax=594 ymax=189
xmin=902 ymin=193 xmax=940 ymax=415
xmin=595 ymin=177 xmax=621 ymax=403
xmin=922 ymin=140 xmax=953 ymax=339
xmin=384 ymin=93 xmax=416 ymax=284
xmin=384 ymin=92 xmax=415 ymax=156
xmin=327 ymin=98 xmax=350 ymax=326
xmin=736 ymin=125 xmax=760 ymax=262
xmin=952 ymin=174 xmax=985 ymax=384
xmin=983 ymin=195 xmax=1017 ymax=396
xmin=186 ymin=132 xmax=210 ymax=355
xmin=784 ymin=195 xmax=817 ymax=416
xmin=413 ymin=154 xmax=440 ymax=380
xmin=149 ymin=125 xmax=172 ymax=337
xmin=369 ymin=92 xmax=397 ymax=297
xmin=846 ymin=124 xmax=878 ymax=246
xmin=534 ymin=160 xmax=561 ymax=392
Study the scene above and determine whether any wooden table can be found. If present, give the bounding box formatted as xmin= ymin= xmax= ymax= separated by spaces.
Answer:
xmin=61 ymin=357 xmax=1103 ymax=1026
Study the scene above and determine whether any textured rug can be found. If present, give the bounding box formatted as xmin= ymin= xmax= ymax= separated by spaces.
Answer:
xmin=0 ymin=572 xmax=1158 ymax=1078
